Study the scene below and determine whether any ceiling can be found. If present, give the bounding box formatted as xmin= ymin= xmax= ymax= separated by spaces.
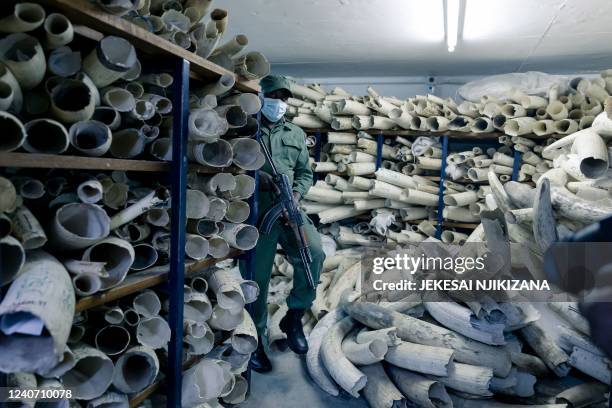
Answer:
xmin=221 ymin=0 xmax=612 ymax=78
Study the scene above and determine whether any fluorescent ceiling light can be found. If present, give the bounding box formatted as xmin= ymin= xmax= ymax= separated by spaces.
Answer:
xmin=446 ymin=0 xmax=460 ymax=52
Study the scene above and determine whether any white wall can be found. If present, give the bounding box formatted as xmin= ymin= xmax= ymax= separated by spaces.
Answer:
xmin=295 ymin=75 xmax=483 ymax=99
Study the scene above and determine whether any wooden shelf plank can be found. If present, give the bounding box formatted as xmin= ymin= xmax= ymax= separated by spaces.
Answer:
xmin=0 ymin=152 xmax=169 ymax=172
xmin=75 ymin=250 xmax=242 ymax=312
xmin=39 ymin=0 xmax=259 ymax=93
xmin=0 ymin=152 xmax=241 ymax=173
xmin=303 ymin=128 xmax=560 ymax=141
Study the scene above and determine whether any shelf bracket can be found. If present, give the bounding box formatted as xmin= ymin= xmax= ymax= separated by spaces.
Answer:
xmin=436 ymin=135 xmax=449 ymax=239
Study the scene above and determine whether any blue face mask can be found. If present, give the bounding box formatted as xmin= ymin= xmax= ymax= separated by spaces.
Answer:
xmin=262 ymin=98 xmax=288 ymax=122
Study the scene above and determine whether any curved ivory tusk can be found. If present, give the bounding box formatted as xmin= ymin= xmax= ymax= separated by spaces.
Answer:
xmin=188 ymin=108 xmax=227 ymax=141
xmin=208 ymin=304 xmax=244 ymax=331
xmin=374 ymin=168 xmax=416 ymax=189
xmin=0 ymin=235 xmax=25 ymax=287
xmin=389 ymin=366 xmax=452 ymax=408
xmin=185 ymin=234 xmax=209 ymax=260
xmin=188 ymin=140 xmax=233 ymax=167
xmin=0 ymin=33 xmax=46 ymax=90
xmin=519 ymin=322 xmax=570 ymax=377
xmin=61 ymin=344 xmax=114 ymax=400
xmin=215 ymin=104 xmax=247 ymax=128
xmin=87 ymin=391 xmax=128 ymax=408
xmin=569 ymin=128 xmax=608 ymax=178
xmin=110 ymin=187 xmax=169 ymax=230
xmin=44 ymin=13 xmax=73 ymax=49
xmin=112 ymin=345 xmax=159 ymax=393
xmin=149 ymin=137 xmax=172 ymax=161
xmin=185 ymin=320 xmax=214 ymax=356
xmin=361 ymin=363 xmax=406 ymax=408
xmin=11 ymin=176 xmax=45 ymax=199
xmin=443 ymin=191 xmax=478 ymax=207
xmin=430 ymin=361 xmax=494 ymax=396
xmin=0 ymin=110 xmax=26 ymax=152
xmin=9 ymin=205 xmax=47 ymax=249
xmin=76 ymin=179 xmax=104 ymax=204
xmin=208 ymin=268 xmax=246 ymax=313
xmin=425 ymin=301 xmax=506 ymax=345
xmin=0 ymin=177 xmax=17 ymax=213
xmin=186 ymin=189 xmax=210 ymax=219
xmin=182 ymin=358 xmax=232 ymax=405
xmin=130 ymin=243 xmax=158 ymax=271
xmin=341 ymin=330 xmax=388 ymax=366
xmin=136 ymin=316 xmax=171 ymax=349
xmin=532 ymin=178 xmax=557 ymax=253
xmin=133 ymin=290 xmax=161 ymax=318
xmin=232 ymin=51 xmax=270 ymax=80
xmin=549 ymin=302 xmax=590 ymax=335
xmin=230 ymin=310 xmax=257 ymax=354
xmin=568 ymin=347 xmax=611 ymax=384
xmin=321 ymin=316 xmax=366 ymax=397
xmin=40 ymin=345 xmax=76 ymax=380
xmin=0 ymin=2 xmax=45 ymax=33
xmin=72 ymin=272 xmax=102 ymax=296
xmin=184 ymin=291 xmax=213 ymax=321
xmin=219 ymin=222 xmax=258 ymax=250
xmin=385 ymin=341 xmax=454 ymax=376
xmin=187 ymin=219 xmax=219 ymax=237
xmin=220 ymin=92 xmax=261 ymax=115
xmin=190 ymin=276 xmax=208 ymax=294
xmin=230 ymin=138 xmax=265 ymax=170
xmin=195 ymin=74 xmax=235 ymax=98
xmin=0 ymin=62 xmax=21 ymax=112
xmin=50 ymin=79 xmax=95 ymax=123
xmin=24 ymin=118 xmax=69 ymax=154
xmin=83 ymin=237 xmax=135 ymax=289
xmin=555 ymin=382 xmax=609 ymax=408
xmin=109 ymin=128 xmax=145 ymax=158
xmin=94 ymin=324 xmax=130 ymax=356
xmin=306 ymin=308 xmax=345 ymax=396
xmin=343 ymin=302 xmax=511 ymax=376
xmin=50 ymin=203 xmax=110 ymax=250
xmin=83 ymin=36 xmax=137 ymax=88
xmin=222 ymin=374 xmax=248 ymax=404
xmin=69 ymin=120 xmax=113 ymax=157
xmin=208 ymin=235 xmax=230 ymax=258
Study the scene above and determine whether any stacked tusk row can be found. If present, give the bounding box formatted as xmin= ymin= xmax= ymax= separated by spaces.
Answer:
xmin=266 ymin=78 xmax=612 ymax=405
xmin=92 ymin=0 xmax=270 ymax=81
xmin=0 ymin=1 xmax=265 ymax=406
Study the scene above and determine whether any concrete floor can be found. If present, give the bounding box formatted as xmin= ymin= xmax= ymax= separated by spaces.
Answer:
xmin=240 ymin=349 xmax=368 ymax=408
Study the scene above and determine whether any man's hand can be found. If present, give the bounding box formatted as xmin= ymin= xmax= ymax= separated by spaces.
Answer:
xmin=282 ymin=192 xmax=302 ymax=224
xmin=292 ymin=191 xmax=301 ymax=204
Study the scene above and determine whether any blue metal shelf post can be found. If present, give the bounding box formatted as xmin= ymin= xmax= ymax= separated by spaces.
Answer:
xmin=512 ymin=149 xmax=521 ymax=181
xmin=166 ymin=58 xmax=190 ymax=408
xmin=435 ymin=136 xmax=449 ymax=239
xmin=242 ymin=95 xmax=262 ymax=395
xmin=375 ymin=132 xmax=384 ymax=170
xmin=312 ymin=131 xmax=323 ymax=182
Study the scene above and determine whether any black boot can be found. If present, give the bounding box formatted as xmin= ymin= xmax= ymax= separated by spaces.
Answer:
xmin=279 ymin=308 xmax=308 ymax=354
xmin=249 ymin=337 xmax=272 ymax=373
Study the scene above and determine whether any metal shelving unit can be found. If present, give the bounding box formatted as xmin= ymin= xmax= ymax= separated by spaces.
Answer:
xmin=307 ymin=128 xmax=528 ymax=238
xmin=0 ymin=2 xmax=261 ymax=406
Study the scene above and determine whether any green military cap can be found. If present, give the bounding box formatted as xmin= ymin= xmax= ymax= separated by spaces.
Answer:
xmin=260 ymin=75 xmax=293 ymax=97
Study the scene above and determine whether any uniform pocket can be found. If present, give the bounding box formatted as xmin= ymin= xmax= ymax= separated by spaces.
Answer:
xmin=279 ymin=136 xmax=302 ymax=168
